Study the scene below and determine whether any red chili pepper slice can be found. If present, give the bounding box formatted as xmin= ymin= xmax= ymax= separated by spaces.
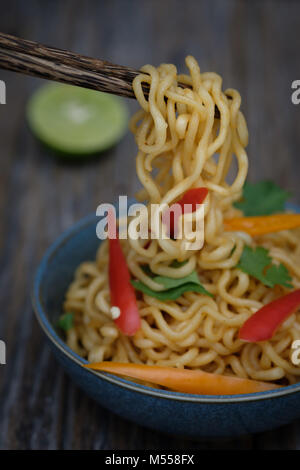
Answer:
xmin=239 ymin=289 xmax=300 ymax=342
xmin=162 ymin=187 xmax=208 ymax=238
xmin=108 ymin=211 xmax=141 ymax=336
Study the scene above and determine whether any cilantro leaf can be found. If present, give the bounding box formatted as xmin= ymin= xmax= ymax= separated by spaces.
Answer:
xmin=237 ymin=246 xmax=273 ymax=286
xmin=236 ymin=245 xmax=293 ymax=289
xmin=265 ymin=264 xmax=293 ymax=289
xmin=131 ymin=270 xmax=213 ymax=300
xmin=154 ymin=271 xmax=201 ymax=289
xmin=131 ymin=280 xmax=212 ymax=300
xmin=141 ymin=265 xmax=154 ymax=277
xmin=57 ymin=312 xmax=74 ymax=331
xmin=234 ymin=181 xmax=290 ymax=216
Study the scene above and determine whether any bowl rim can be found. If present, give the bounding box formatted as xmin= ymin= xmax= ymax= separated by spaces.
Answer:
xmin=32 ymin=208 xmax=300 ymax=404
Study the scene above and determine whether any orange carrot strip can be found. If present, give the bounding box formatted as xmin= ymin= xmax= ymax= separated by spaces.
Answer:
xmin=224 ymin=214 xmax=300 ymax=236
xmin=84 ymin=362 xmax=280 ymax=395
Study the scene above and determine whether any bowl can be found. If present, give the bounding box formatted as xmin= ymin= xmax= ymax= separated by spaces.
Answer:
xmin=32 ymin=206 xmax=300 ymax=439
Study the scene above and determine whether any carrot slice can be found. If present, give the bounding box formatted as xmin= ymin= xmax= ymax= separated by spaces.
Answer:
xmin=224 ymin=214 xmax=300 ymax=236
xmin=84 ymin=362 xmax=280 ymax=395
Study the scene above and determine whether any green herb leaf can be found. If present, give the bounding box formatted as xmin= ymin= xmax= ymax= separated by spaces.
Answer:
xmin=57 ymin=312 xmax=74 ymax=331
xmin=154 ymin=271 xmax=201 ymax=289
xmin=236 ymin=245 xmax=293 ymax=289
xmin=237 ymin=246 xmax=272 ymax=286
xmin=131 ymin=269 xmax=212 ymax=300
xmin=131 ymin=280 xmax=212 ymax=300
xmin=141 ymin=265 xmax=154 ymax=277
xmin=265 ymin=264 xmax=293 ymax=289
xmin=230 ymin=245 xmax=237 ymax=257
xmin=234 ymin=181 xmax=290 ymax=216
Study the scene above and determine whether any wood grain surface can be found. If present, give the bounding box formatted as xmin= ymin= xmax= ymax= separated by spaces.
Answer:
xmin=0 ymin=32 xmax=142 ymax=99
xmin=0 ymin=0 xmax=300 ymax=450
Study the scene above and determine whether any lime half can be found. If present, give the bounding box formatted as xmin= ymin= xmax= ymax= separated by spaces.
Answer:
xmin=27 ymin=84 xmax=128 ymax=156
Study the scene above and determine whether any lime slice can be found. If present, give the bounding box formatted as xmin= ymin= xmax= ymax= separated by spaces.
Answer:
xmin=27 ymin=83 xmax=128 ymax=156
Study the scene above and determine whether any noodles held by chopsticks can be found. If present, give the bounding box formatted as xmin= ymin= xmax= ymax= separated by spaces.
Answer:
xmin=64 ymin=56 xmax=300 ymax=387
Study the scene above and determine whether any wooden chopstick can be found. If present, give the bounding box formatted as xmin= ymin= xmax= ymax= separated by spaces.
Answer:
xmin=0 ymin=32 xmax=141 ymax=99
xmin=0 ymin=32 xmax=222 ymax=118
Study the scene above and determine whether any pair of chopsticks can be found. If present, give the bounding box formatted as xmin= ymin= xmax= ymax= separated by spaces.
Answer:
xmin=0 ymin=32 xmax=222 ymax=118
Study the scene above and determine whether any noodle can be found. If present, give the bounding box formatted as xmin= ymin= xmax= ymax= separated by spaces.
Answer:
xmin=63 ymin=56 xmax=300 ymax=385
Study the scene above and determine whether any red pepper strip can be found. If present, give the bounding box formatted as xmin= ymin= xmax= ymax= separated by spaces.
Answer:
xmin=162 ymin=187 xmax=208 ymax=238
xmin=239 ymin=289 xmax=300 ymax=342
xmin=108 ymin=211 xmax=141 ymax=336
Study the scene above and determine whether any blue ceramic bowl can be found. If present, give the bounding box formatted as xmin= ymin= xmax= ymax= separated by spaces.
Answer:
xmin=32 ymin=206 xmax=300 ymax=439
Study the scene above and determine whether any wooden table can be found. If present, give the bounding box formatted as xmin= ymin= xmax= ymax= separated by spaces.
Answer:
xmin=0 ymin=0 xmax=300 ymax=450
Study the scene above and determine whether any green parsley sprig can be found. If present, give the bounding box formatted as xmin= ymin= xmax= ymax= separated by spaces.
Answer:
xmin=234 ymin=181 xmax=290 ymax=216
xmin=57 ymin=312 xmax=74 ymax=331
xmin=131 ymin=270 xmax=212 ymax=300
xmin=236 ymin=245 xmax=293 ymax=289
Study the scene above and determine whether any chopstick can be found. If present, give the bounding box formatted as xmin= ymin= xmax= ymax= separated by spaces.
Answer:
xmin=0 ymin=32 xmax=141 ymax=99
xmin=0 ymin=32 xmax=223 ymax=117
